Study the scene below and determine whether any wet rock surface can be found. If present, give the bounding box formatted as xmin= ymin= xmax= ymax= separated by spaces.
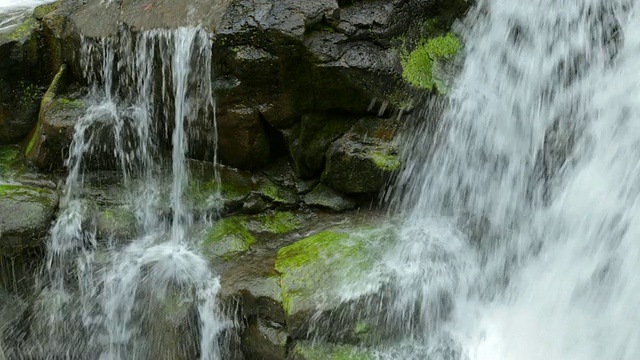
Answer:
xmin=322 ymin=117 xmax=401 ymax=194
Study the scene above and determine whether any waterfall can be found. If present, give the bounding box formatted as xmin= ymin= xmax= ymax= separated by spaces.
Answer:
xmin=10 ymin=27 xmax=225 ymax=359
xmin=385 ymin=0 xmax=639 ymax=359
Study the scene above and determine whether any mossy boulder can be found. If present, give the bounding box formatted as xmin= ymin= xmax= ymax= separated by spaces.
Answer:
xmin=274 ymin=225 xmax=394 ymax=337
xmin=290 ymin=341 xmax=374 ymax=360
xmin=322 ymin=117 xmax=400 ymax=194
xmin=0 ymin=183 xmax=58 ymax=256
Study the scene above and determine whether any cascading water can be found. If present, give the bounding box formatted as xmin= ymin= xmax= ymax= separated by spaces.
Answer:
xmin=7 ymin=27 xmax=225 ymax=359
xmin=384 ymin=0 xmax=639 ymax=359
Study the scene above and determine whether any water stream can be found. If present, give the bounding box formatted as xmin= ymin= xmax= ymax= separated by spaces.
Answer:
xmin=6 ymin=27 xmax=225 ymax=359
xmin=385 ymin=0 xmax=639 ymax=359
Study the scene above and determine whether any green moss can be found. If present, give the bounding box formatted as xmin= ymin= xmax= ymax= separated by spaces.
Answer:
xmin=0 ymin=183 xmax=55 ymax=205
xmin=401 ymin=33 xmax=462 ymax=92
xmin=275 ymin=230 xmax=370 ymax=316
xmin=33 ymin=2 xmax=62 ymax=20
xmin=256 ymin=179 xmax=298 ymax=205
xmin=370 ymin=151 xmax=400 ymax=171
xmin=27 ymin=65 xmax=67 ymax=158
xmin=55 ymin=98 xmax=84 ymax=108
xmin=293 ymin=342 xmax=374 ymax=360
xmin=0 ymin=146 xmax=21 ymax=175
xmin=18 ymin=81 xmax=40 ymax=107
xmin=203 ymin=216 xmax=256 ymax=258
xmin=0 ymin=17 xmax=38 ymax=43
xmin=252 ymin=211 xmax=303 ymax=234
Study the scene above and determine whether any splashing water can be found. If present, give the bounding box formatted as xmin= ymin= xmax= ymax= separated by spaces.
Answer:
xmin=385 ymin=0 xmax=640 ymax=359
xmin=9 ymin=27 xmax=225 ymax=359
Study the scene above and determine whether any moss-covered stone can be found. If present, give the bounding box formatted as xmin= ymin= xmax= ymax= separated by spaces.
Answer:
xmin=322 ymin=117 xmax=400 ymax=194
xmin=25 ymin=65 xmax=73 ymax=171
xmin=96 ymin=205 xmax=138 ymax=240
xmin=401 ymin=32 xmax=462 ymax=93
xmin=0 ymin=17 xmax=38 ymax=44
xmin=250 ymin=211 xmax=303 ymax=234
xmin=291 ymin=341 xmax=375 ymax=360
xmin=0 ymin=146 xmax=25 ymax=178
xmin=274 ymin=225 xmax=394 ymax=336
xmin=0 ymin=183 xmax=58 ymax=256
xmin=203 ymin=216 xmax=256 ymax=259
xmin=33 ymin=1 xmax=63 ymax=20
xmin=255 ymin=178 xmax=299 ymax=206
xmin=202 ymin=211 xmax=306 ymax=259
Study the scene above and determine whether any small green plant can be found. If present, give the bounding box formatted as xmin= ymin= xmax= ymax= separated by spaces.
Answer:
xmin=401 ymin=33 xmax=462 ymax=91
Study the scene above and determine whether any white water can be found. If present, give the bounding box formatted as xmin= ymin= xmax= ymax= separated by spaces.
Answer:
xmin=387 ymin=0 xmax=639 ymax=359
xmin=0 ymin=0 xmax=54 ymax=31
xmin=11 ymin=27 xmax=225 ymax=359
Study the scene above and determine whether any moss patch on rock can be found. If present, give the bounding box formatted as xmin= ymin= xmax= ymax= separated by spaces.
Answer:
xmin=202 ymin=211 xmax=306 ymax=259
xmin=0 ymin=146 xmax=24 ymax=177
xmin=401 ymin=33 xmax=462 ymax=93
xmin=0 ymin=183 xmax=58 ymax=255
xmin=0 ymin=17 xmax=38 ymax=44
xmin=203 ymin=216 xmax=256 ymax=259
xmin=292 ymin=341 xmax=375 ymax=360
xmin=33 ymin=1 xmax=63 ymax=20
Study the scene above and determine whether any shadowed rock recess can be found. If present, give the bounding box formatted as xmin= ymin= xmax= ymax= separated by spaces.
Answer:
xmin=0 ymin=0 xmax=470 ymax=358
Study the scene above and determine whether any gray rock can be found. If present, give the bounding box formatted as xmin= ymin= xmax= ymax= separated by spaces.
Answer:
xmin=243 ymin=317 xmax=288 ymax=360
xmin=0 ymin=183 xmax=58 ymax=256
xmin=302 ymin=184 xmax=355 ymax=212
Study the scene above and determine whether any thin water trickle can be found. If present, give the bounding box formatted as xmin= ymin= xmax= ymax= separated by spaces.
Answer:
xmin=10 ymin=27 xmax=224 ymax=359
xmin=385 ymin=0 xmax=640 ymax=359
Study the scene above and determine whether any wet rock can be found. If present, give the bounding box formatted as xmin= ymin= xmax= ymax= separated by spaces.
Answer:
xmin=274 ymin=225 xmax=394 ymax=337
xmin=322 ymin=117 xmax=400 ymax=194
xmin=0 ymin=183 xmax=58 ymax=256
xmin=243 ymin=317 xmax=288 ymax=360
xmin=26 ymin=95 xmax=85 ymax=171
xmin=217 ymin=105 xmax=271 ymax=170
xmin=219 ymin=254 xmax=285 ymax=324
xmin=202 ymin=211 xmax=306 ymax=259
xmin=0 ymin=16 xmax=42 ymax=144
xmin=0 ymin=146 xmax=27 ymax=180
xmin=95 ymin=205 xmax=138 ymax=240
xmin=254 ymin=178 xmax=300 ymax=207
xmin=285 ymin=112 xmax=359 ymax=179
xmin=289 ymin=341 xmax=374 ymax=360
xmin=24 ymin=65 xmax=78 ymax=171
xmin=302 ymin=184 xmax=355 ymax=212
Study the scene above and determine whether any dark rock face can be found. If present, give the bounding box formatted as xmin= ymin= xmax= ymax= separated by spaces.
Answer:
xmin=322 ymin=117 xmax=400 ymax=194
